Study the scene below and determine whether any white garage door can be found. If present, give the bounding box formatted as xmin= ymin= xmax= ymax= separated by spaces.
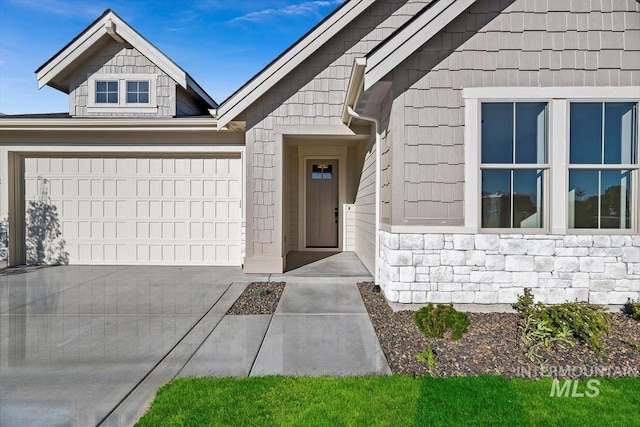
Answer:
xmin=24 ymin=156 xmax=242 ymax=265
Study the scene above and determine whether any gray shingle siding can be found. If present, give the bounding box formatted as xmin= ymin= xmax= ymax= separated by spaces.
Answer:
xmin=68 ymin=39 xmax=176 ymax=117
xmin=387 ymin=0 xmax=640 ymax=225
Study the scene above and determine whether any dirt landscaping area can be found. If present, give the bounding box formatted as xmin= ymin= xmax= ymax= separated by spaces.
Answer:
xmin=357 ymin=282 xmax=640 ymax=379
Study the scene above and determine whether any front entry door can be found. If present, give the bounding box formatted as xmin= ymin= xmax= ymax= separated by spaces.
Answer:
xmin=306 ymin=159 xmax=338 ymax=248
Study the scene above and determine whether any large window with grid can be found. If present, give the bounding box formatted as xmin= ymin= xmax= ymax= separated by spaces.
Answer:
xmin=480 ymin=102 xmax=548 ymax=229
xmin=568 ymin=102 xmax=637 ymax=229
xmin=464 ymin=87 xmax=639 ymax=234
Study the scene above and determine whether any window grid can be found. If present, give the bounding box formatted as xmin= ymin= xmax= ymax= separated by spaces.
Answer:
xmin=95 ymin=81 xmax=118 ymax=104
xmin=568 ymin=102 xmax=637 ymax=230
xmin=126 ymin=81 xmax=150 ymax=104
xmin=480 ymin=102 xmax=548 ymax=230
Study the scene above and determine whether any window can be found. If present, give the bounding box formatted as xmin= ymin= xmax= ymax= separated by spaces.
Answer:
xmin=96 ymin=81 xmax=118 ymax=104
xmin=480 ymin=102 xmax=547 ymax=229
xmin=312 ymin=163 xmax=333 ymax=179
xmin=463 ymin=87 xmax=639 ymax=234
xmin=126 ymin=81 xmax=149 ymax=104
xmin=87 ymin=74 xmax=156 ymax=112
xmin=568 ymin=102 xmax=637 ymax=229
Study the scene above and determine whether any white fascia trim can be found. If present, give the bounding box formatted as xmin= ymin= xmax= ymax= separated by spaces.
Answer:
xmin=463 ymin=86 xmax=640 ymax=100
xmin=0 ymin=117 xmax=222 ymax=131
xmin=365 ymin=0 xmax=477 ymax=91
xmin=1 ymin=145 xmax=244 ymax=154
xmin=341 ymin=57 xmax=367 ymax=124
xmin=37 ymin=11 xmax=187 ymax=91
xmin=216 ymin=0 xmax=375 ymax=129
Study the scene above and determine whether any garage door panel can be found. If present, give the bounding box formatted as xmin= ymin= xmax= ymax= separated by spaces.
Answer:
xmin=24 ymin=156 xmax=242 ymax=266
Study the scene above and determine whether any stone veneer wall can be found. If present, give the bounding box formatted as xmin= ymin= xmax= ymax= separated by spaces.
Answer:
xmin=379 ymin=230 xmax=640 ymax=305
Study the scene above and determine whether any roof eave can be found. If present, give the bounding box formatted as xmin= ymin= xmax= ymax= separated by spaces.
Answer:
xmin=364 ymin=0 xmax=478 ymax=91
xmin=216 ymin=0 xmax=375 ymax=129
xmin=341 ymin=57 xmax=367 ymax=124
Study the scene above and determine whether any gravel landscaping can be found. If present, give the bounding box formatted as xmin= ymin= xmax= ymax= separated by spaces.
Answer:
xmin=357 ymin=282 xmax=640 ymax=379
xmin=227 ymin=282 xmax=285 ymax=315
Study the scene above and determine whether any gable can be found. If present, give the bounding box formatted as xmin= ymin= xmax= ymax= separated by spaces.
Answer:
xmin=35 ymin=9 xmax=215 ymax=108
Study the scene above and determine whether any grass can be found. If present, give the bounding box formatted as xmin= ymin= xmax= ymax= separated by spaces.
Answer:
xmin=136 ymin=376 xmax=640 ymax=427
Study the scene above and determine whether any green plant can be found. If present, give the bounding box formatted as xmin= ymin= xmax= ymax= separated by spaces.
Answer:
xmin=254 ymin=287 xmax=270 ymax=298
xmin=513 ymin=288 xmax=611 ymax=362
xmin=413 ymin=304 xmax=470 ymax=340
xmin=622 ymin=298 xmax=640 ymax=321
xmin=416 ymin=345 xmax=437 ymax=373
xmin=623 ymin=339 xmax=640 ymax=353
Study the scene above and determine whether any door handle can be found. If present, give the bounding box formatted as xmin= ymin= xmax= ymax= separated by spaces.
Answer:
xmin=335 ymin=207 xmax=339 ymax=224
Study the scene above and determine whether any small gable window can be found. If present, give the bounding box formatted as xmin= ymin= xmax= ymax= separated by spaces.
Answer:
xmin=126 ymin=81 xmax=149 ymax=104
xmin=96 ymin=81 xmax=118 ymax=104
xmin=87 ymin=74 xmax=157 ymax=113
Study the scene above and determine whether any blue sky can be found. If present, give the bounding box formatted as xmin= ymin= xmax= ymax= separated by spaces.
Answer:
xmin=0 ymin=0 xmax=343 ymax=114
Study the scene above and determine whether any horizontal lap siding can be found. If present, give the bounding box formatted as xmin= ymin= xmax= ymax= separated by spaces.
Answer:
xmin=396 ymin=0 xmax=640 ymax=223
xmin=354 ymin=145 xmax=377 ymax=274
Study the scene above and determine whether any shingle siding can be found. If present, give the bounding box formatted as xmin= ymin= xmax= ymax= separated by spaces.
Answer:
xmin=390 ymin=0 xmax=640 ymax=224
xmin=69 ymin=39 xmax=176 ymax=117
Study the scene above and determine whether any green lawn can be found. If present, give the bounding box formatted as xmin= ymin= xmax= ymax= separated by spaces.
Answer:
xmin=136 ymin=376 xmax=640 ymax=427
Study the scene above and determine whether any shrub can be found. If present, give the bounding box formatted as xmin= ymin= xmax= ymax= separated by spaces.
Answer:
xmin=413 ymin=304 xmax=470 ymax=341
xmin=416 ymin=345 xmax=437 ymax=373
xmin=512 ymin=288 xmax=611 ymax=361
xmin=622 ymin=298 xmax=640 ymax=321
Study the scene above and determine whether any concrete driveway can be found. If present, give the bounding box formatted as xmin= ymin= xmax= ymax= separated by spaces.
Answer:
xmin=0 ymin=265 xmax=242 ymax=427
xmin=0 ymin=254 xmax=390 ymax=427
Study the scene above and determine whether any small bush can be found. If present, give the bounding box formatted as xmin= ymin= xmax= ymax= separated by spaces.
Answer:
xmin=622 ymin=298 xmax=640 ymax=321
xmin=413 ymin=304 xmax=470 ymax=340
xmin=513 ymin=288 xmax=611 ymax=361
xmin=254 ymin=287 xmax=270 ymax=298
xmin=416 ymin=345 xmax=437 ymax=373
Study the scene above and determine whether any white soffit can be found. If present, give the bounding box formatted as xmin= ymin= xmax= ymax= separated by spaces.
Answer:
xmin=216 ymin=0 xmax=375 ymax=129
xmin=364 ymin=0 xmax=477 ymax=91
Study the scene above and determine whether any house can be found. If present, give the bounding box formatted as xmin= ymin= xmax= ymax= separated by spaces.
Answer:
xmin=1 ymin=0 xmax=639 ymax=306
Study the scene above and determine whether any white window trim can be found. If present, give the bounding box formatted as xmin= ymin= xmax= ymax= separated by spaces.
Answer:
xmin=463 ymin=86 xmax=640 ymax=234
xmin=87 ymin=74 xmax=157 ymax=113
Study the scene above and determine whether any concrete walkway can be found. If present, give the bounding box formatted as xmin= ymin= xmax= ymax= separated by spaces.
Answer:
xmin=179 ymin=277 xmax=390 ymax=378
xmin=0 ymin=253 xmax=389 ymax=427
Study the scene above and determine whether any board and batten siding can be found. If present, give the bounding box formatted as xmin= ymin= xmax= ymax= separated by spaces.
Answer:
xmin=245 ymin=0 xmax=435 ymax=264
xmin=387 ymin=0 xmax=640 ymax=225
xmin=69 ymin=38 xmax=176 ymax=117
xmin=353 ymin=144 xmax=377 ymax=274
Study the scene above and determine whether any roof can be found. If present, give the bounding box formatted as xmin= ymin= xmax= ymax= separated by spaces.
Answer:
xmin=215 ymin=0 xmax=375 ymax=128
xmin=35 ymin=9 xmax=216 ymax=108
xmin=342 ymin=0 xmax=478 ymax=122
xmin=364 ymin=0 xmax=477 ymax=90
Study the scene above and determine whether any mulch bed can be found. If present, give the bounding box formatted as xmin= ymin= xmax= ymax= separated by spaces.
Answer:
xmin=227 ymin=282 xmax=285 ymax=315
xmin=357 ymin=282 xmax=640 ymax=379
